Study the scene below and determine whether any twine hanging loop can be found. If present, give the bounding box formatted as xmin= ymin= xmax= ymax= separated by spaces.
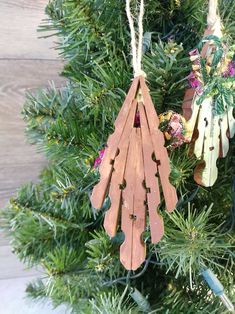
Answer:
xmin=126 ymin=0 xmax=146 ymax=77
xmin=207 ymin=0 xmax=218 ymax=26
xmin=207 ymin=0 xmax=222 ymax=36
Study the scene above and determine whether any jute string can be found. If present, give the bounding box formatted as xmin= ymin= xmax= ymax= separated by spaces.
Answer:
xmin=126 ymin=0 xmax=146 ymax=77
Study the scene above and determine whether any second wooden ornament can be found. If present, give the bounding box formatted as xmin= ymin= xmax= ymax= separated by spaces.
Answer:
xmin=182 ymin=0 xmax=235 ymax=187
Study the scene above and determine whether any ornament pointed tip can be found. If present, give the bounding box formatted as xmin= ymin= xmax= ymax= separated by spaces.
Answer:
xmin=120 ymin=257 xmax=145 ymax=271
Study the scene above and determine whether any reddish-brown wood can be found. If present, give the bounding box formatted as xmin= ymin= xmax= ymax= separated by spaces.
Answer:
xmin=131 ymin=128 xmax=146 ymax=270
xmin=91 ymin=76 xmax=178 ymax=270
xmin=140 ymin=77 xmax=178 ymax=213
xmin=120 ymin=129 xmax=146 ymax=270
xmin=104 ymin=100 xmax=138 ymax=237
xmin=182 ymin=89 xmax=195 ymax=121
xmin=91 ymin=77 xmax=139 ymax=209
xmin=120 ymin=130 xmax=137 ymax=270
xmin=201 ymin=27 xmax=214 ymax=58
xmin=138 ymin=102 xmax=164 ymax=243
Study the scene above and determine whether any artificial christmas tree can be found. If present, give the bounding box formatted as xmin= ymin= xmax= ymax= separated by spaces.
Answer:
xmin=1 ymin=0 xmax=235 ymax=313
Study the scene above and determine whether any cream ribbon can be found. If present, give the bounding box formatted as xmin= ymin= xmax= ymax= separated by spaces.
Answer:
xmin=207 ymin=0 xmax=222 ymax=37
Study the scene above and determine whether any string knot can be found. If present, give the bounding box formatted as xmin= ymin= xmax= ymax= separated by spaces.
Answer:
xmin=134 ymin=69 xmax=147 ymax=78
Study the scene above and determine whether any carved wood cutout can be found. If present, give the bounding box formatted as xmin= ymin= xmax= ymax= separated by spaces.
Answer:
xmin=104 ymin=99 xmax=138 ymax=237
xmin=91 ymin=76 xmax=178 ymax=270
xmin=138 ymin=102 xmax=163 ymax=243
xmin=182 ymin=26 xmax=235 ymax=187
xmin=139 ymin=77 xmax=178 ymax=212
xmin=91 ymin=77 xmax=139 ymax=209
xmin=120 ymin=128 xmax=146 ymax=270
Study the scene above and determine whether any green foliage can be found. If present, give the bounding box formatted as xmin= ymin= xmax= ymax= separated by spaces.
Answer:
xmin=89 ymin=287 xmax=140 ymax=314
xmin=1 ymin=0 xmax=235 ymax=313
xmin=26 ymin=274 xmax=98 ymax=312
xmin=170 ymin=146 xmax=197 ymax=194
xmin=86 ymin=230 xmax=123 ymax=277
xmin=154 ymin=278 xmax=227 ymax=314
xmin=143 ymin=40 xmax=189 ymax=112
xmin=192 ymin=35 xmax=235 ymax=114
xmin=220 ymin=0 xmax=235 ymax=41
xmin=159 ymin=204 xmax=234 ymax=288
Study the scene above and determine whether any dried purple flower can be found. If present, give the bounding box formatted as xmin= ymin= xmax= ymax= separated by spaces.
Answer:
xmin=94 ymin=148 xmax=106 ymax=168
xmin=189 ymin=49 xmax=199 ymax=56
xmin=188 ymin=72 xmax=201 ymax=89
xmin=228 ymin=61 xmax=235 ymax=77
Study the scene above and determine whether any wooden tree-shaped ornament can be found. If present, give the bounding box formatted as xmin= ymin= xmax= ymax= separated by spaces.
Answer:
xmin=182 ymin=0 xmax=235 ymax=187
xmin=91 ymin=76 xmax=178 ymax=270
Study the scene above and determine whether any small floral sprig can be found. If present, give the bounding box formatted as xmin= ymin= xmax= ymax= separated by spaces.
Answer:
xmin=159 ymin=111 xmax=191 ymax=149
xmin=187 ymin=36 xmax=235 ymax=115
xmin=222 ymin=60 xmax=235 ymax=78
xmin=94 ymin=148 xmax=106 ymax=168
xmin=188 ymin=49 xmax=203 ymax=94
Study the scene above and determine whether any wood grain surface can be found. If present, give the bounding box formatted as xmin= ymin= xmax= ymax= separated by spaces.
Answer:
xmin=0 ymin=60 xmax=64 ymax=208
xmin=0 ymin=0 xmax=59 ymax=60
xmin=0 ymin=1 xmax=68 ymax=313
